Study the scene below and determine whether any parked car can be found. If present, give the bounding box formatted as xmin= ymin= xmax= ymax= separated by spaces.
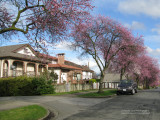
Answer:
xmin=116 ymin=79 xmax=137 ymax=95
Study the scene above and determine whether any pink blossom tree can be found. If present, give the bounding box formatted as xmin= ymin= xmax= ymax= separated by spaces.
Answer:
xmin=71 ymin=15 xmax=140 ymax=93
xmin=110 ymin=35 xmax=145 ymax=81
xmin=132 ymin=55 xmax=160 ymax=89
xmin=0 ymin=0 xmax=93 ymax=48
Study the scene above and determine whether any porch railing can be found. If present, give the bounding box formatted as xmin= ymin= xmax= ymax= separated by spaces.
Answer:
xmin=83 ymin=75 xmax=92 ymax=79
xmin=12 ymin=70 xmax=24 ymax=77
xmin=3 ymin=69 xmax=8 ymax=77
xmin=26 ymin=71 xmax=35 ymax=77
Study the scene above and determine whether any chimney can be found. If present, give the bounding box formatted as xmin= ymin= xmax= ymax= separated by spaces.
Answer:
xmin=57 ymin=53 xmax=65 ymax=65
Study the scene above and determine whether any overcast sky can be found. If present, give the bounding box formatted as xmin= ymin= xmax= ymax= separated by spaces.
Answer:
xmin=2 ymin=0 xmax=160 ymax=73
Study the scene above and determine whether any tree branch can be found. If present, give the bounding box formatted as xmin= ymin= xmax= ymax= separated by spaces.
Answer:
xmin=0 ymin=4 xmax=44 ymax=34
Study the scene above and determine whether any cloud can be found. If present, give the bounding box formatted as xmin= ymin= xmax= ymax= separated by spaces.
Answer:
xmin=11 ymin=39 xmax=20 ymax=43
xmin=118 ymin=0 xmax=160 ymax=18
xmin=144 ymin=35 xmax=160 ymax=43
xmin=0 ymin=1 xmax=18 ymax=16
xmin=151 ymin=24 xmax=160 ymax=34
xmin=55 ymin=41 xmax=73 ymax=51
xmin=146 ymin=46 xmax=153 ymax=53
xmin=124 ymin=21 xmax=146 ymax=30
xmin=146 ymin=46 xmax=160 ymax=60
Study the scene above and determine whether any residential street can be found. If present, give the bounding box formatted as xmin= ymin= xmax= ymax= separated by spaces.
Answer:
xmin=0 ymin=88 xmax=160 ymax=120
xmin=65 ymin=88 xmax=160 ymax=120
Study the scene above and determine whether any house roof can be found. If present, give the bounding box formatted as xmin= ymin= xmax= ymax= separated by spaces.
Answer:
xmin=81 ymin=65 xmax=94 ymax=72
xmin=44 ymin=54 xmax=94 ymax=72
xmin=48 ymin=60 xmax=94 ymax=72
xmin=22 ymin=46 xmax=94 ymax=72
xmin=48 ymin=64 xmax=82 ymax=70
xmin=0 ymin=44 xmax=49 ymax=63
xmin=37 ymin=53 xmax=58 ymax=60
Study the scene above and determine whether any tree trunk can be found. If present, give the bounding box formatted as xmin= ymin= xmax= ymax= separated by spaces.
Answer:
xmin=120 ymin=69 xmax=123 ymax=81
xmin=98 ymin=74 xmax=104 ymax=93
xmin=145 ymin=79 xmax=150 ymax=89
xmin=136 ymin=77 xmax=139 ymax=87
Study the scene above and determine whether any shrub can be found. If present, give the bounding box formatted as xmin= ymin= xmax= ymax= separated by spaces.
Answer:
xmin=89 ymin=79 xmax=100 ymax=84
xmin=0 ymin=76 xmax=33 ymax=96
xmin=32 ymin=76 xmax=55 ymax=95
xmin=0 ymin=75 xmax=55 ymax=96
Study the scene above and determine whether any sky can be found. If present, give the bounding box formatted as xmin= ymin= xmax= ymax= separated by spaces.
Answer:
xmin=1 ymin=0 xmax=160 ymax=73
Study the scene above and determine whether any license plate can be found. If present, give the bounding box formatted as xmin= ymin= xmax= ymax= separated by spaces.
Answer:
xmin=123 ymin=89 xmax=126 ymax=91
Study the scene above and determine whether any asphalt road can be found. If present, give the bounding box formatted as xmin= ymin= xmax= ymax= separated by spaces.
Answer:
xmin=65 ymin=88 xmax=160 ymax=120
xmin=0 ymin=88 xmax=160 ymax=120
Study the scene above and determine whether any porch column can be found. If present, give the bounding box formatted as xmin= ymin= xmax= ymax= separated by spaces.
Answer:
xmin=80 ymin=71 xmax=82 ymax=80
xmin=59 ymin=70 xmax=62 ymax=84
xmin=0 ymin=60 xmax=3 ymax=78
xmin=8 ymin=60 xmax=13 ymax=77
xmin=46 ymin=64 xmax=48 ymax=70
xmin=23 ymin=62 xmax=27 ymax=75
xmin=35 ymin=63 xmax=39 ymax=76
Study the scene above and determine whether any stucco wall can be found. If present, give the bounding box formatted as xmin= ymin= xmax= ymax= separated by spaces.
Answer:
xmin=17 ymin=47 xmax=35 ymax=56
xmin=27 ymin=63 xmax=35 ymax=71
xmin=53 ymin=69 xmax=61 ymax=84
xmin=82 ymin=71 xmax=92 ymax=79
xmin=103 ymin=73 xmax=126 ymax=82
xmin=16 ymin=62 xmax=23 ymax=71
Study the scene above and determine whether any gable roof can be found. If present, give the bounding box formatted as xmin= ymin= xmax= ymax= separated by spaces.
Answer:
xmin=42 ymin=54 xmax=94 ymax=72
xmin=0 ymin=44 xmax=49 ymax=63
xmin=48 ymin=64 xmax=82 ymax=70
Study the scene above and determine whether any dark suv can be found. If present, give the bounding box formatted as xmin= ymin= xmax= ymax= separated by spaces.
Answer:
xmin=116 ymin=80 xmax=137 ymax=95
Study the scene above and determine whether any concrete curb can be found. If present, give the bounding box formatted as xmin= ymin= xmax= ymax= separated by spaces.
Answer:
xmin=78 ymin=94 xmax=117 ymax=98
xmin=39 ymin=107 xmax=50 ymax=120
xmin=39 ymin=104 xmax=59 ymax=120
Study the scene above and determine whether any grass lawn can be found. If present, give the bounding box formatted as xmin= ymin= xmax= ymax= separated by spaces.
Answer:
xmin=78 ymin=89 xmax=117 ymax=98
xmin=0 ymin=105 xmax=47 ymax=120
xmin=43 ymin=90 xmax=90 ymax=96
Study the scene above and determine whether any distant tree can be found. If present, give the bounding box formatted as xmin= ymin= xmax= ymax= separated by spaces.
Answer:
xmin=132 ymin=55 xmax=160 ymax=89
xmin=0 ymin=0 xmax=93 ymax=49
xmin=111 ymin=36 xmax=145 ymax=81
xmin=71 ymin=15 xmax=140 ymax=93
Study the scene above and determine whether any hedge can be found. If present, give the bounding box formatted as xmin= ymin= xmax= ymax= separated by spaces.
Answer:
xmin=0 ymin=76 xmax=55 ymax=96
xmin=89 ymin=79 xmax=100 ymax=84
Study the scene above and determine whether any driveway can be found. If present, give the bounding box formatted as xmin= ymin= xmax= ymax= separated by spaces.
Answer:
xmin=0 ymin=88 xmax=160 ymax=120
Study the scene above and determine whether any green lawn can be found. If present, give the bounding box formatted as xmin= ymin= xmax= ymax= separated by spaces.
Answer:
xmin=43 ymin=90 xmax=90 ymax=96
xmin=0 ymin=105 xmax=47 ymax=120
xmin=78 ymin=89 xmax=117 ymax=98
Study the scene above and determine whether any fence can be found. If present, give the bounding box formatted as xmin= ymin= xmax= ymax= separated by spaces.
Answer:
xmin=55 ymin=82 xmax=119 ymax=93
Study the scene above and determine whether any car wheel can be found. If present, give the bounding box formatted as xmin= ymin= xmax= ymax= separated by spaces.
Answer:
xmin=135 ymin=89 xmax=138 ymax=93
xmin=131 ymin=89 xmax=135 ymax=95
xmin=116 ymin=92 xmax=121 ymax=95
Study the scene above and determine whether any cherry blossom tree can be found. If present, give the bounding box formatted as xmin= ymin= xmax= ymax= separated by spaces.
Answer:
xmin=132 ymin=55 xmax=160 ymax=89
xmin=0 ymin=0 xmax=93 ymax=48
xmin=110 ymin=35 xmax=145 ymax=81
xmin=71 ymin=15 xmax=140 ymax=93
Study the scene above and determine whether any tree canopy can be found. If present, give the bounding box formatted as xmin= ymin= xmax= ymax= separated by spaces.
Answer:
xmin=0 ymin=0 xmax=93 ymax=49
xmin=71 ymin=15 xmax=149 ymax=92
